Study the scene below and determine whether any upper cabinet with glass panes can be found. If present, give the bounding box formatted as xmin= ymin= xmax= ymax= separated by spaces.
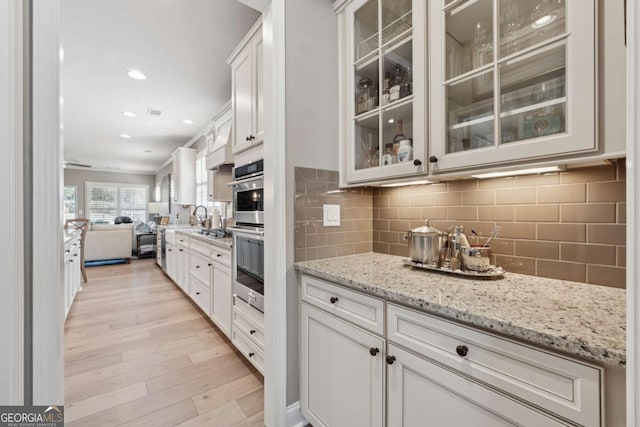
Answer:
xmin=428 ymin=0 xmax=597 ymax=172
xmin=337 ymin=0 xmax=426 ymax=184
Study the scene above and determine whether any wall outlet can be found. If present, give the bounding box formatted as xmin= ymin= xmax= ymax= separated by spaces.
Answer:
xmin=323 ymin=204 xmax=341 ymax=227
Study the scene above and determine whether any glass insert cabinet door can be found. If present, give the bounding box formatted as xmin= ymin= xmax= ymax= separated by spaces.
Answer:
xmin=342 ymin=0 xmax=426 ymax=184
xmin=429 ymin=0 xmax=596 ymax=172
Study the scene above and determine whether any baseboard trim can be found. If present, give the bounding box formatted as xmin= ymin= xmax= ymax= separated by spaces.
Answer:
xmin=287 ymin=401 xmax=307 ymax=427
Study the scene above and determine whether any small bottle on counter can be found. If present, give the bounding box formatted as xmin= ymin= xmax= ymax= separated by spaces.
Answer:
xmin=382 ymin=143 xmax=395 ymax=165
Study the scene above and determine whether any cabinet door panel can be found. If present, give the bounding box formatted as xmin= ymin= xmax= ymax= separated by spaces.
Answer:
xmin=387 ymin=344 xmax=567 ymax=427
xmin=232 ymin=47 xmax=253 ymax=153
xmin=253 ymin=34 xmax=263 ymax=142
xmin=300 ymin=303 xmax=384 ymax=427
xmin=211 ymin=262 xmax=232 ymax=338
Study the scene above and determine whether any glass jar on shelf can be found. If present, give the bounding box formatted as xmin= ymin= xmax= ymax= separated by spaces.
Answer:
xmin=356 ymin=77 xmax=376 ymax=115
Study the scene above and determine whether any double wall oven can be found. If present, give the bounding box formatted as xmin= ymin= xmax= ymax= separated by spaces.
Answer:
xmin=229 ymin=159 xmax=265 ymax=312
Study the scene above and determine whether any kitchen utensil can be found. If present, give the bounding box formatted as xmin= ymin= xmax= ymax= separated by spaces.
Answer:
xmin=404 ymin=220 xmax=447 ymax=266
xmin=482 ymin=226 xmax=501 ymax=249
xmin=461 ymin=246 xmax=493 ymax=272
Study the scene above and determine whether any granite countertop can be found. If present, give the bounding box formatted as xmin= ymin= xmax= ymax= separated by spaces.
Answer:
xmin=175 ymin=229 xmax=233 ymax=250
xmin=295 ymin=252 xmax=626 ymax=368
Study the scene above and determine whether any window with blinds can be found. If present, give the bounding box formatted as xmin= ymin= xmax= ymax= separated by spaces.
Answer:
xmin=86 ymin=182 xmax=148 ymax=223
xmin=64 ymin=185 xmax=78 ymax=221
xmin=195 ymin=153 xmax=209 ymax=207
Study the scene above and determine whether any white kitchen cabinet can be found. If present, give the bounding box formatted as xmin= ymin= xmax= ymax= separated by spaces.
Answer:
xmin=210 ymin=250 xmax=232 ymax=337
xmin=336 ymin=0 xmax=427 ymax=184
xmin=64 ymin=236 xmax=82 ymax=320
xmin=228 ymin=18 xmax=263 ymax=154
xmin=300 ymin=302 xmax=385 ymax=427
xmin=386 ymin=344 xmax=566 ymax=427
xmin=207 ymin=168 xmax=232 ymax=202
xmin=427 ymin=0 xmax=597 ymax=172
xmin=171 ymin=147 xmax=197 ymax=205
xmin=176 ymin=243 xmax=188 ymax=292
xmin=166 ymin=242 xmax=177 ymax=282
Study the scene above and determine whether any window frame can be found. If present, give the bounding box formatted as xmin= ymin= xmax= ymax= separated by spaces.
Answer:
xmin=63 ymin=185 xmax=78 ymax=222
xmin=85 ymin=181 xmax=149 ymax=223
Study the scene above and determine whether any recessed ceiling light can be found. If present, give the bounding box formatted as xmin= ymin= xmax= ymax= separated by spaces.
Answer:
xmin=183 ymin=119 xmax=194 ymax=125
xmin=387 ymin=118 xmax=394 ymax=123
xmin=532 ymin=14 xmax=556 ymax=28
xmin=127 ymin=69 xmax=147 ymax=80
xmin=122 ymin=111 xmax=136 ymax=118
xmin=120 ymin=134 xmax=131 ymax=139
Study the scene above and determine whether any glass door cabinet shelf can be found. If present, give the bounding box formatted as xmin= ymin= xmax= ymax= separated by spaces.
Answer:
xmin=429 ymin=0 xmax=596 ymax=172
xmin=341 ymin=0 xmax=426 ymax=183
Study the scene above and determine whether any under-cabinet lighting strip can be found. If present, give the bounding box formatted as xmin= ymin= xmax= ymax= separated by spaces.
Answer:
xmin=471 ymin=166 xmax=564 ymax=179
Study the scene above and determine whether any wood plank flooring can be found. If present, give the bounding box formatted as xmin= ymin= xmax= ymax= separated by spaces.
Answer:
xmin=64 ymin=259 xmax=264 ymax=427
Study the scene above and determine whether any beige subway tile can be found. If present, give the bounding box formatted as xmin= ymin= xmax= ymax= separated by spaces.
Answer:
xmin=478 ymin=206 xmax=514 ymax=221
xmin=336 ymin=244 xmax=355 ymax=257
xmin=306 ymin=181 xmax=328 ymax=194
xmin=389 ymin=195 xmax=412 ymax=207
xmin=537 ymin=260 xmax=586 ymax=283
xmin=478 ymin=177 xmax=516 ymax=189
xmin=447 ymin=180 xmax=478 ymax=192
xmin=354 ymin=195 xmax=373 ymax=209
xmin=618 ymin=203 xmax=626 ymax=223
xmin=421 ymin=207 xmax=448 ymax=220
xmin=537 ymin=184 xmax=586 ymax=204
xmin=617 ymin=246 xmax=626 ymax=267
xmin=389 ymin=243 xmax=409 ymax=257
xmin=317 ymin=169 xmax=339 ymax=183
xmin=515 ymin=241 xmax=559 ymax=260
xmin=560 ymin=204 xmax=616 ymax=223
xmin=305 ymin=221 xmax=320 ymax=235
xmin=295 ymin=198 xmax=306 ymax=221
xmin=447 ymin=206 xmax=478 ymax=221
xmin=295 ymin=228 xmax=306 ymax=249
xmin=341 ymin=207 xmax=362 ymax=220
xmin=433 ymin=192 xmax=463 ymax=206
xmin=306 ymin=248 xmax=319 ymax=260
xmin=560 ymin=165 xmax=616 ymax=184
xmin=306 ymin=234 xmax=327 ymax=248
xmin=317 ymin=246 xmax=338 ymax=259
xmin=354 ymin=241 xmax=373 ymax=254
xmin=537 ymin=223 xmax=586 ymax=242
xmin=399 ymin=207 xmax=422 ymax=220
xmin=390 ymin=220 xmax=412 ymax=232
xmin=379 ymin=231 xmax=399 ymax=244
xmin=462 ymin=222 xmax=497 ymax=237
xmin=515 ymin=173 xmax=559 ymax=187
xmin=372 ymin=208 xmax=380 ymax=219
xmin=337 ymin=220 xmax=355 ymax=232
xmin=353 ymin=219 xmax=372 ymax=231
xmin=587 ymin=265 xmax=626 ymax=288
xmin=421 ymin=183 xmax=448 ymax=193
xmin=296 ymin=167 xmax=317 ymax=181
xmin=326 ymin=233 xmax=346 ymax=246
xmin=462 ymin=190 xmax=496 ymax=206
xmin=430 ymin=220 xmax=457 ymax=233
xmin=373 ymin=219 xmax=389 ymax=231
xmin=345 ymin=231 xmax=369 ymax=244
xmin=617 ymin=159 xmax=626 ymax=181
xmin=410 ymin=193 xmax=434 ymax=207
xmin=496 ymin=222 xmax=536 ymax=239
xmin=587 ymin=224 xmax=626 ymax=245
xmin=294 ymin=249 xmax=306 ymax=262
xmin=373 ymin=196 xmax=389 ymax=208
xmin=561 ymin=243 xmax=616 ymax=265
xmin=496 ymin=188 xmax=536 ymax=205
xmin=588 ymin=181 xmax=626 ymax=203
xmin=494 ymin=255 xmax=535 ymax=275
xmin=306 ymin=207 xmax=323 ymax=221
xmin=483 ymin=238 xmax=514 ymax=255
xmin=515 ymin=205 xmax=559 ymax=222
xmin=379 ymin=208 xmax=399 ymax=219
xmin=372 ymin=230 xmax=380 ymax=242
xmin=373 ymin=241 xmax=389 ymax=254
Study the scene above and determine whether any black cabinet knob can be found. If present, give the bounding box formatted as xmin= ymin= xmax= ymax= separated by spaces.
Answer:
xmin=456 ymin=345 xmax=469 ymax=357
xmin=217 ymin=253 xmax=222 ymax=258
xmin=369 ymin=347 xmax=380 ymax=356
xmin=413 ymin=159 xmax=422 ymax=166
xmin=70 ymin=260 xmax=74 ymax=263
xmin=208 ymin=263 xmax=212 ymax=267
xmin=65 ymin=250 xmax=70 ymax=253
xmin=250 ymin=329 xmax=256 ymax=335
xmin=74 ymin=254 xmax=78 ymax=257
xmin=245 ymin=136 xmax=250 ymax=141
xmin=249 ymin=135 xmax=255 ymax=140
xmin=248 ymin=352 xmax=255 ymax=358
xmin=168 ymin=249 xmax=172 ymax=251
xmin=330 ymin=296 xmax=339 ymax=304
xmin=196 ymin=265 xmax=200 ymax=269
xmin=386 ymin=355 xmax=396 ymax=365
xmin=179 ymin=249 xmax=184 ymax=252
xmin=429 ymin=155 xmax=438 ymax=163
xmin=196 ymin=292 xmax=201 ymax=296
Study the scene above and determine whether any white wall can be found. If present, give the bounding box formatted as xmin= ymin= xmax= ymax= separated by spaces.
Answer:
xmin=284 ymin=0 xmax=339 ymax=406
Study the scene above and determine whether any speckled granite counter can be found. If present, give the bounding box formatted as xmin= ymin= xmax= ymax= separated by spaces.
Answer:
xmin=175 ymin=230 xmax=233 ymax=250
xmin=295 ymin=252 xmax=626 ymax=368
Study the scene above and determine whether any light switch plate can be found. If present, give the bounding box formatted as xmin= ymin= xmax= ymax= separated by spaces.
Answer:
xmin=323 ymin=204 xmax=341 ymax=227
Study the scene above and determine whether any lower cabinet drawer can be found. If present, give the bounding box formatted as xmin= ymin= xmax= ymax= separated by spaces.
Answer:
xmin=233 ymin=302 xmax=265 ymax=350
xmin=387 ymin=303 xmax=602 ymax=427
xmin=232 ymin=327 xmax=264 ymax=375
xmin=233 ymin=295 xmax=264 ymax=328
xmin=189 ymin=250 xmax=210 ymax=286
xmin=189 ymin=274 xmax=211 ymax=315
xmin=210 ymin=248 xmax=231 ymax=267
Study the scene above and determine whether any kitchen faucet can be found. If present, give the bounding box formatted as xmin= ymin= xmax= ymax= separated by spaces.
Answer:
xmin=193 ymin=205 xmax=208 ymax=225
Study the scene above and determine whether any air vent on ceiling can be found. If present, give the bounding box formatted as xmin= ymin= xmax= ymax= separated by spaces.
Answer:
xmin=146 ymin=108 xmax=162 ymax=116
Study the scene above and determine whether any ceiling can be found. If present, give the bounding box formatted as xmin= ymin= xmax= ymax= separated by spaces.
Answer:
xmin=61 ymin=0 xmax=260 ymax=174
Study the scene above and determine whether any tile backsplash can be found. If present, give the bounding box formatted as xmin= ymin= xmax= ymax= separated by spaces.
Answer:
xmin=294 ymin=161 xmax=626 ymax=288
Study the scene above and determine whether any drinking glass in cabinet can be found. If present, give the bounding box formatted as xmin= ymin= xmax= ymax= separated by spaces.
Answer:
xmin=445 ymin=0 xmax=493 ymax=79
xmin=354 ymin=0 xmax=378 ymax=62
xmin=447 ymin=71 xmax=494 ymax=154
xmin=355 ymin=114 xmax=380 ymax=170
xmin=355 ymin=57 xmax=379 ymax=115
xmin=381 ymin=0 xmax=412 ymax=45
xmin=500 ymin=42 xmax=566 ymax=143
xmin=383 ymin=103 xmax=413 ymax=165
xmin=500 ymin=0 xmax=566 ymax=58
xmin=382 ymin=38 xmax=413 ymax=106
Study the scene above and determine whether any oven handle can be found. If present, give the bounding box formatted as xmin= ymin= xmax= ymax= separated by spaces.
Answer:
xmin=228 ymin=226 xmax=265 ymax=237
xmin=227 ymin=175 xmax=264 ymax=187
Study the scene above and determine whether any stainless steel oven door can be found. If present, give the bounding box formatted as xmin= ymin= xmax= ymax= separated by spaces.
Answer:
xmin=231 ymin=227 xmax=264 ymax=312
xmin=232 ymin=176 xmax=264 ymax=226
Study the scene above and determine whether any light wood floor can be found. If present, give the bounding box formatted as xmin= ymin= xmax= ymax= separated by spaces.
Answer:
xmin=64 ymin=258 xmax=264 ymax=427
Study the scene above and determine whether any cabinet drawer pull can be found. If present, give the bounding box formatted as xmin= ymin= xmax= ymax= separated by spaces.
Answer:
xmin=329 ymin=296 xmax=339 ymax=304
xmin=179 ymin=249 xmax=184 ymax=252
xmin=74 ymin=254 xmax=78 ymax=257
xmin=369 ymin=347 xmax=379 ymax=356
xmin=65 ymin=249 xmax=70 ymax=253
xmin=196 ymin=291 xmax=201 ymax=296
xmin=70 ymin=260 xmax=74 ymax=263
xmin=456 ymin=345 xmax=469 ymax=357
xmin=168 ymin=249 xmax=172 ymax=251
xmin=248 ymin=352 xmax=255 ymax=358
xmin=216 ymin=253 xmax=222 ymax=258
xmin=386 ymin=355 xmax=396 ymax=365
xmin=429 ymin=155 xmax=438 ymax=163
xmin=208 ymin=263 xmax=212 ymax=267
xmin=196 ymin=265 xmax=200 ymax=269
xmin=413 ymin=159 xmax=422 ymax=166
xmin=250 ymin=329 xmax=256 ymax=335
